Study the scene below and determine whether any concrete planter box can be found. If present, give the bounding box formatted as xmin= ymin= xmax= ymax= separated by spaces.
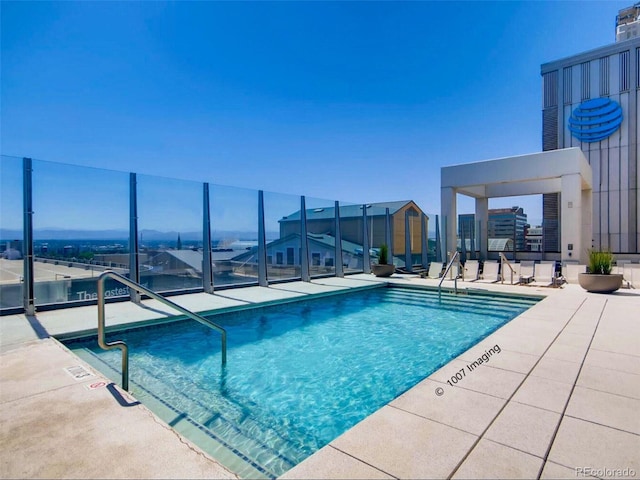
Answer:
xmin=578 ymin=273 xmax=623 ymax=293
xmin=372 ymin=264 xmax=395 ymax=277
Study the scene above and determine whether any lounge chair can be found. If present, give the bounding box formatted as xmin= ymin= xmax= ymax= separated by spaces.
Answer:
xmin=530 ymin=262 xmax=556 ymax=287
xmin=613 ymin=259 xmax=631 ymax=275
xmin=425 ymin=261 xmax=443 ymax=279
xmin=501 ymin=262 xmax=520 ymax=284
xmin=519 ymin=261 xmax=535 ymax=284
xmin=476 ymin=261 xmax=500 ymax=283
xmin=562 ymin=264 xmax=586 ymax=284
xmin=623 ymin=263 xmax=640 ymax=288
xmin=462 ymin=260 xmax=479 ymax=281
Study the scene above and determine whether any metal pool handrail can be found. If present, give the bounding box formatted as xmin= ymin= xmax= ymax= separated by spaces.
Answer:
xmin=97 ymin=270 xmax=227 ymax=391
xmin=499 ymin=252 xmax=516 ymax=284
xmin=439 ymin=251 xmax=460 ymax=295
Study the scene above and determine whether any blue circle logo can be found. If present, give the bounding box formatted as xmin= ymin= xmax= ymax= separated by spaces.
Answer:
xmin=568 ymin=98 xmax=623 ymax=143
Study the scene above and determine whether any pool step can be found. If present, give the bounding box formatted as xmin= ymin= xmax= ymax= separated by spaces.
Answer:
xmin=74 ymin=347 xmax=297 ymax=479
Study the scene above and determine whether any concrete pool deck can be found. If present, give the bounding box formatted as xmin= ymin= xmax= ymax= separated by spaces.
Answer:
xmin=1 ymin=274 xmax=639 ymax=479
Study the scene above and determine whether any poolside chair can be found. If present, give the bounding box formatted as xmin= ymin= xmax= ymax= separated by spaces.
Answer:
xmin=613 ymin=259 xmax=631 ymax=276
xmin=425 ymin=261 xmax=443 ymax=279
xmin=562 ymin=264 xmax=586 ymax=284
xmin=530 ymin=262 xmax=556 ymax=287
xmin=501 ymin=262 xmax=520 ymax=285
xmin=519 ymin=261 xmax=535 ymax=284
xmin=622 ymin=263 xmax=640 ymax=288
xmin=476 ymin=261 xmax=500 ymax=283
xmin=462 ymin=260 xmax=479 ymax=281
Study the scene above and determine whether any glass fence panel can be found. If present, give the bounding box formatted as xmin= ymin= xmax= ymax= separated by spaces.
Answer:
xmin=304 ymin=197 xmax=338 ymax=278
xmin=0 ymin=156 xmax=24 ymax=310
xmin=263 ymin=191 xmax=302 ymax=282
xmin=425 ymin=212 xmax=440 ymax=264
xmin=210 ymin=185 xmax=259 ymax=287
xmin=138 ymin=174 xmax=202 ymax=293
xmin=31 ymin=159 xmax=129 ymax=306
xmin=339 ymin=202 xmax=365 ymax=274
xmin=406 ymin=210 xmax=423 ymax=267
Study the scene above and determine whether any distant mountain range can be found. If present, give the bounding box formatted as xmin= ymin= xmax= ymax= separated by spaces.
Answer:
xmin=0 ymin=228 xmax=278 ymax=242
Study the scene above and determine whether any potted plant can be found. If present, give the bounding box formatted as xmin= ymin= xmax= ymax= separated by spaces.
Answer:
xmin=372 ymin=244 xmax=395 ymax=277
xmin=578 ymin=249 xmax=623 ymax=293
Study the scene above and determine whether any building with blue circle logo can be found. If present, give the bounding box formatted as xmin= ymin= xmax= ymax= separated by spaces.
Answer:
xmin=541 ymin=29 xmax=639 ymax=255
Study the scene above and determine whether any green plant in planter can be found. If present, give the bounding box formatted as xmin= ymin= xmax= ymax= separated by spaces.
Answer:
xmin=587 ymin=249 xmax=613 ymax=274
xmin=378 ymin=244 xmax=389 ymax=265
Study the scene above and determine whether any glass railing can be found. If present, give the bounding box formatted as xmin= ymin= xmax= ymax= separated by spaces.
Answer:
xmin=210 ymin=184 xmax=259 ymax=287
xmin=137 ymin=173 xmax=203 ymax=293
xmin=31 ymin=159 xmax=130 ymax=306
xmin=0 ymin=156 xmax=24 ymax=310
xmin=1 ymin=155 xmax=445 ymax=314
xmin=305 ymin=196 xmax=339 ymax=278
xmin=263 ymin=191 xmax=302 ymax=282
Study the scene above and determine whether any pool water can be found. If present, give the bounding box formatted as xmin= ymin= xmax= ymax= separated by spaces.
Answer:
xmin=66 ymin=286 xmax=538 ymax=478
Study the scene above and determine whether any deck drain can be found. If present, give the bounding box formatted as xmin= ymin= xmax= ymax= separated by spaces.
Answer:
xmin=64 ymin=365 xmax=95 ymax=381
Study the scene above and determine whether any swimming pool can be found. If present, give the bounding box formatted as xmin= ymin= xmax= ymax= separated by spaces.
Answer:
xmin=65 ymin=285 xmax=539 ymax=478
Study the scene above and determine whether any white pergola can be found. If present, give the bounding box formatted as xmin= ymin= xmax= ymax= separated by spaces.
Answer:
xmin=441 ymin=148 xmax=593 ymax=264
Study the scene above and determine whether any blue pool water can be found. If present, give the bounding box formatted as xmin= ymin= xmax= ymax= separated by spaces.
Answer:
xmin=66 ymin=286 xmax=538 ymax=478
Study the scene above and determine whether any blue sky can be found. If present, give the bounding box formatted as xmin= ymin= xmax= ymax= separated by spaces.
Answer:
xmin=0 ymin=0 xmax=630 ymax=230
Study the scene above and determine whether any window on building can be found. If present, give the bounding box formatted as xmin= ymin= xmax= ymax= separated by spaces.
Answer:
xmin=286 ymin=247 xmax=294 ymax=265
xmin=599 ymin=57 xmax=609 ymax=96
xmin=267 ymin=255 xmax=272 ymax=265
xmin=563 ymin=66 xmax=572 ymax=104
xmin=324 ymin=258 xmax=334 ymax=267
xmin=276 ymin=251 xmax=283 ymax=265
xmin=311 ymin=252 xmax=321 ymax=266
xmin=620 ymin=50 xmax=630 ymax=92
xmin=581 ymin=61 xmax=590 ymax=100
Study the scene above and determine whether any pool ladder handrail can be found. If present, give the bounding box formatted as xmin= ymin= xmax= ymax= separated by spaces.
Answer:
xmin=97 ymin=270 xmax=227 ymax=391
xmin=438 ymin=251 xmax=460 ymax=295
xmin=499 ymin=252 xmax=516 ymax=284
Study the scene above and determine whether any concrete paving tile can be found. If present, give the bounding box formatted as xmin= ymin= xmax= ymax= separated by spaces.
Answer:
xmin=0 ymin=339 xmax=97 ymax=403
xmin=429 ymin=359 xmax=526 ymax=399
xmin=484 ymin=402 xmax=561 ymax=457
xmin=280 ymin=445 xmax=393 ymax=479
xmin=330 ymin=405 xmax=477 ymax=479
xmin=452 ymin=439 xmax=544 ymax=479
xmin=553 ymin=332 xmax=593 ymax=350
xmin=544 ymin=342 xmax=589 ymax=363
xmin=547 ymin=416 xmax=640 ymax=478
xmin=457 ymin=343 xmax=539 ymax=375
xmin=590 ymin=327 xmax=640 ymax=358
xmin=0 ymin=314 xmax=43 ymax=347
xmin=576 ymin=364 xmax=640 ymax=399
xmin=562 ymin=322 xmax=598 ymax=337
xmin=566 ymin=386 xmax=640 ymax=434
xmin=0 ymin=380 xmax=234 ymax=479
xmin=391 ymin=378 xmax=506 ymax=435
xmin=530 ymin=356 xmax=582 ymax=385
xmin=512 ymin=376 xmax=574 ymax=413
xmin=486 ymin=333 xmax=551 ymax=356
xmin=584 ymin=349 xmax=640 ymax=375
xmin=540 ymin=461 xmax=597 ymax=479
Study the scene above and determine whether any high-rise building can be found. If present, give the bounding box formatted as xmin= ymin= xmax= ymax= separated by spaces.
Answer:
xmin=616 ymin=3 xmax=640 ymax=42
xmin=541 ymin=4 xmax=640 ymax=255
xmin=458 ymin=207 xmax=528 ymax=252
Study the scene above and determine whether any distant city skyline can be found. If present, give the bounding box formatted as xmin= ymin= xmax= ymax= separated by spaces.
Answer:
xmin=1 ymin=1 xmax=631 ymax=229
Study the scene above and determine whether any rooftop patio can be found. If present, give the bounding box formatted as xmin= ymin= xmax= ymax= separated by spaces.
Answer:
xmin=2 ymin=274 xmax=638 ymax=479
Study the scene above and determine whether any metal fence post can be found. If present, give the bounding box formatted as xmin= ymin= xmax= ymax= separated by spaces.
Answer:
xmin=202 ymin=183 xmax=214 ymax=293
xmin=22 ymin=158 xmax=35 ymax=315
